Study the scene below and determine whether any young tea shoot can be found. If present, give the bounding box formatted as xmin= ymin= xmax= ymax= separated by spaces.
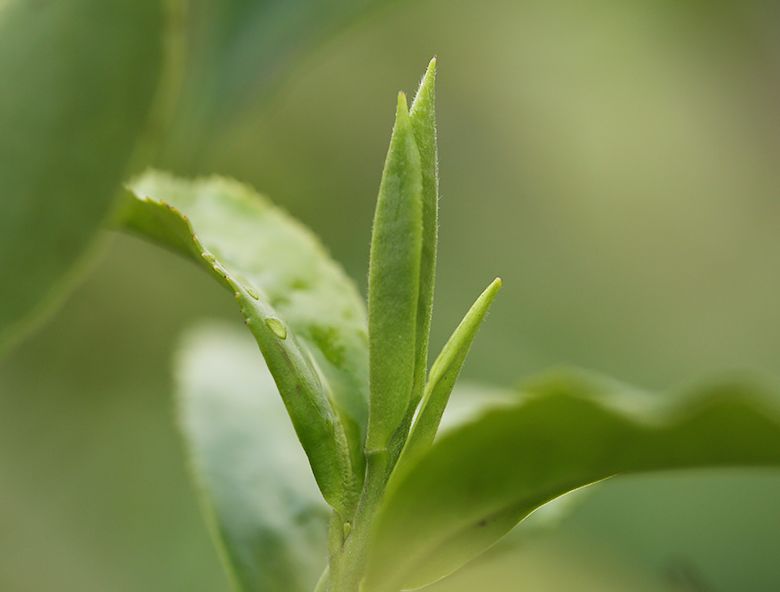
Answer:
xmin=117 ymin=60 xmax=780 ymax=592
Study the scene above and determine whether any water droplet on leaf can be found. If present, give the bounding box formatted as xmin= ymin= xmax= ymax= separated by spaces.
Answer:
xmin=265 ymin=318 xmax=287 ymax=339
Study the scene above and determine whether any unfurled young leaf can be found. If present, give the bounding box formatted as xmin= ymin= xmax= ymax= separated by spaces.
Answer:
xmin=366 ymin=92 xmax=424 ymax=454
xmin=366 ymin=372 xmax=780 ymax=591
xmin=401 ymin=277 xmax=502 ymax=462
xmin=0 ymin=0 xmax=173 ymax=351
xmin=177 ymin=324 xmax=329 ymax=592
xmin=408 ymin=57 xmax=440 ymax=415
xmin=119 ymin=172 xmax=368 ymax=515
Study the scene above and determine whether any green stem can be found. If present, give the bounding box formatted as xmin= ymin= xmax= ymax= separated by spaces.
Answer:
xmin=329 ymin=450 xmax=390 ymax=591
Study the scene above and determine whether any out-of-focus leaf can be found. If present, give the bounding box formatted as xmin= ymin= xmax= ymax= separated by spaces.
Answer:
xmin=424 ymin=533 xmax=666 ymax=592
xmin=435 ymin=382 xmax=521 ymax=432
xmin=161 ymin=0 xmax=399 ymax=170
xmin=0 ymin=0 xmax=171 ymax=350
xmin=367 ymin=372 xmax=780 ymax=591
xmin=366 ymin=93 xmax=423 ymax=453
xmin=119 ymin=172 xmax=368 ymax=514
xmin=177 ymin=323 xmax=329 ymax=592
xmin=402 ymin=278 xmax=502 ymax=461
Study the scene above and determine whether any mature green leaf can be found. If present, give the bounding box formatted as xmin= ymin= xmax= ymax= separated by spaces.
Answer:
xmin=366 ymin=93 xmax=423 ymax=452
xmin=367 ymin=372 xmax=780 ymax=591
xmin=407 ymin=57 xmax=439 ymax=413
xmin=0 ymin=0 xmax=171 ymax=350
xmin=177 ymin=323 xmax=329 ymax=592
xmin=401 ymin=278 xmax=502 ymax=461
xmin=119 ymin=172 xmax=368 ymax=514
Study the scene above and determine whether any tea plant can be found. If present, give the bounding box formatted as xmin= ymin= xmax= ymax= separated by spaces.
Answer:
xmin=112 ymin=60 xmax=780 ymax=591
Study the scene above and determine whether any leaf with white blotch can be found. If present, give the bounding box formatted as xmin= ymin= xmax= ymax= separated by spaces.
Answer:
xmin=366 ymin=371 xmax=780 ymax=591
xmin=118 ymin=172 xmax=368 ymax=514
xmin=177 ymin=324 xmax=329 ymax=592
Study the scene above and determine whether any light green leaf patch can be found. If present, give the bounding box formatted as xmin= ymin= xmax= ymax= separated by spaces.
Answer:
xmin=176 ymin=323 xmax=329 ymax=592
xmin=119 ymin=172 xmax=369 ymax=514
xmin=366 ymin=372 xmax=780 ymax=591
xmin=0 ymin=0 xmax=171 ymax=350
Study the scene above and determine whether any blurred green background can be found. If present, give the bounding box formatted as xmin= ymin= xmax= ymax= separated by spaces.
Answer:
xmin=2 ymin=0 xmax=780 ymax=589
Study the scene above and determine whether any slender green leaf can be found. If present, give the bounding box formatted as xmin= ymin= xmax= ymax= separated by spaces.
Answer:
xmin=367 ymin=372 xmax=780 ymax=590
xmin=401 ymin=278 xmax=502 ymax=461
xmin=177 ymin=324 xmax=329 ymax=592
xmin=366 ymin=93 xmax=423 ymax=452
xmin=119 ymin=172 xmax=368 ymax=514
xmin=408 ymin=57 xmax=439 ymax=412
xmin=0 ymin=0 xmax=171 ymax=350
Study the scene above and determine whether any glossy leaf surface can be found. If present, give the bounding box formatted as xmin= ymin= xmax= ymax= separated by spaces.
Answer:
xmin=367 ymin=372 xmax=780 ymax=591
xmin=119 ymin=172 xmax=369 ymax=513
xmin=177 ymin=324 xmax=329 ymax=592
xmin=0 ymin=0 xmax=169 ymax=349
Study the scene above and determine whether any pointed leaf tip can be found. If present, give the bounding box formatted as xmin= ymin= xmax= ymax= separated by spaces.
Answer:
xmin=424 ymin=57 xmax=437 ymax=81
xmin=424 ymin=56 xmax=437 ymax=81
xmin=411 ymin=58 xmax=437 ymax=113
xmin=397 ymin=91 xmax=410 ymax=117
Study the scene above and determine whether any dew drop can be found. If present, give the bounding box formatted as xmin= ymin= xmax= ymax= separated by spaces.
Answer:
xmin=265 ymin=318 xmax=287 ymax=339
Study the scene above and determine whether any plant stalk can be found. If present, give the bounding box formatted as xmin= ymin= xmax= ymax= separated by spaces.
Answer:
xmin=328 ymin=450 xmax=390 ymax=591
